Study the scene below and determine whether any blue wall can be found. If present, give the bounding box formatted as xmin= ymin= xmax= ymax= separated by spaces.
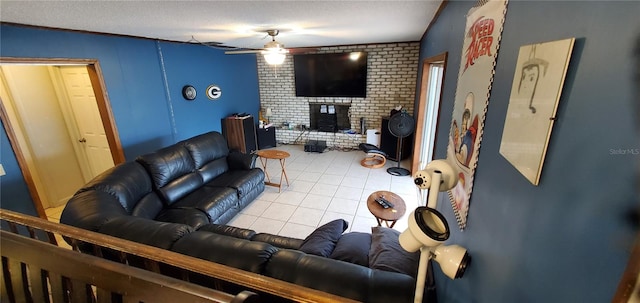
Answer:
xmin=419 ymin=1 xmax=639 ymax=302
xmin=0 ymin=24 xmax=260 ymax=215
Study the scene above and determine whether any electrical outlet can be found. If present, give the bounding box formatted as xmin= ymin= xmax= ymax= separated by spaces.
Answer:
xmin=0 ymin=164 xmax=5 ymax=176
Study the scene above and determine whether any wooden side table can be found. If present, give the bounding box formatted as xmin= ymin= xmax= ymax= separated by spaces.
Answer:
xmin=255 ymin=149 xmax=290 ymax=192
xmin=367 ymin=191 xmax=406 ymax=228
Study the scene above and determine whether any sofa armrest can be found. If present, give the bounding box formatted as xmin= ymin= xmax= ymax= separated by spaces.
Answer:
xmin=197 ymin=224 xmax=257 ymax=240
xmin=227 ymin=150 xmax=257 ymax=170
xmin=251 ymin=233 xmax=304 ymax=250
xmin=60 ymin=190 xmax=129 ymax=232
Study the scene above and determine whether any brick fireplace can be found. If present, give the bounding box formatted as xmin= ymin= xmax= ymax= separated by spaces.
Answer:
xmin=309 ymin=103 xmax=351 ymax=132
xmin=257 ymin=42 xmax=419 ymax=149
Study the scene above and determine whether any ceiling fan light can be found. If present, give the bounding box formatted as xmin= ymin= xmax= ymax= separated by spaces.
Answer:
xmin=262 ymin=49 xmax=287 ymax=65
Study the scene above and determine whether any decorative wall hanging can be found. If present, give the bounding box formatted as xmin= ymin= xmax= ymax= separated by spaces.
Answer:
xmin=206 ymin=85 xmax=222 ymax=100
xmin=182 ymin=85 xmax=196 ymax=100
xmin=446 ymin=0 xmax=508 ymax=230
xmin=499 ymin=38 xmax=575 ymax=185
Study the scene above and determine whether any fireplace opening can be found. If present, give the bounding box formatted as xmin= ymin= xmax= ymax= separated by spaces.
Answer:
xmin=309 ymin=104 xmax=351 ymax=132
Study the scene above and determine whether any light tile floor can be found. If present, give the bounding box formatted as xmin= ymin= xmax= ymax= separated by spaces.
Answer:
xmin=45 ymin=144 xmax=424 ymax=242
xmin=227 ymin=144 xmax=423 ymax=239
xmin=45 ymin=204 xmax=65 ymax=223
xmin=44 ymin=204 xmax=72 ymax=249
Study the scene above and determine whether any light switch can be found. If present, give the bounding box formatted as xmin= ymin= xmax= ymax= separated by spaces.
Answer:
xmin=0 ymin=164 xmax=5 ymax=176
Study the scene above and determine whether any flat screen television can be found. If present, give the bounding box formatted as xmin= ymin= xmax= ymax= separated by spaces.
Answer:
xmin=294 ymin=52 xmax=367 ymax=98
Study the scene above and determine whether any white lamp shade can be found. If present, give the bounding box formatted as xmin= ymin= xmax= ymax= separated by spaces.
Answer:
xmin=433 ymin=244 xmax=470 ymax=279
xmin=399 ymin=207 xmax=449 ymax=252
xmin=262 ymin=49 xmax=287 ymax=65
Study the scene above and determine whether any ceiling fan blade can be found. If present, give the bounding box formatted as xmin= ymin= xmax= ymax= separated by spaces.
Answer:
xmin=225 ymin=49 xmax=263 ymax=54
xmin=287 ymin=47 xmax=319 ymax=54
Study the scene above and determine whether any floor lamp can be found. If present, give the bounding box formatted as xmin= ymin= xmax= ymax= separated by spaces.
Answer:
xmin=399 ymin=159 xmax=470 ymax=303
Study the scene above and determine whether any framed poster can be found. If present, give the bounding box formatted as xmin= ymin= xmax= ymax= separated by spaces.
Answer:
xmin=446 ymin=0 xmax=508 ymax=230
xmin=499 ymin=38 xmax=575 ymax=185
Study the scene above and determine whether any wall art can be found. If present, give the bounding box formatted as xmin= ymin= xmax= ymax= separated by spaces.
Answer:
xmin=446 ymin=0 xmax=508 ymax=230
xmin=499 ymin=38 xmax=575 ymax=185
xmin=206 ymin=85 xmax=222 ymax=100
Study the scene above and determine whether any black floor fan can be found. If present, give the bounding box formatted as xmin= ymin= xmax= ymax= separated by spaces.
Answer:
xmin=387 ymin=111 xmax=415 ymax=176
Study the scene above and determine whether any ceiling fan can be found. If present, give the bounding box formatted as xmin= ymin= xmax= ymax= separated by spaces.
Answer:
xmin=225 ymin=29 xmax=315 ymax=64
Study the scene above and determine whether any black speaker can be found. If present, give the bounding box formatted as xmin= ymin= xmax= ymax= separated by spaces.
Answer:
xmin=383 ymin=112 xmax=415 ymax=176
xmin=380 ymin=118 xmax=397 ymax=160
xmin=221 ymin=116 xmax=257 ymax=153
xmin=380 ymin=117 xmax=413 ymax=162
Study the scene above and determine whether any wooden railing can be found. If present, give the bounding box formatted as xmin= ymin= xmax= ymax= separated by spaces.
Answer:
xmin=1 ymin=231 xmax=258 ymax=303
xmin=0 ymin=209 xmax=359 ymax=303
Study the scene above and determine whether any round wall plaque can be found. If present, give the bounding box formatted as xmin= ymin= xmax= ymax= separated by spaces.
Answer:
xmin=206 ymin=85 xmax=222 ymax=100
xmin=182 ymin=85 xmax=197 ymax=100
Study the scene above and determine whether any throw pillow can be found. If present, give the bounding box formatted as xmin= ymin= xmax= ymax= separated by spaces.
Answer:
xmin=329 ymin=232 xmax=372 ymax=266
xmin=368 ymin=226 xmax=420 ymax=277
xmin=299 ymin=219 xmax=348 ymax=257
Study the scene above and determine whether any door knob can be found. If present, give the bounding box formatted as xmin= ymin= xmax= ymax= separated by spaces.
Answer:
xmin=79 ymin=138 xmax=87 ymax=143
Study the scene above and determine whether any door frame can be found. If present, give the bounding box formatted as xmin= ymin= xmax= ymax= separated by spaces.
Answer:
xmin=0 ymin=57 xmax=125 ymax=218
xmin=411 ymin=52 xmax=448 ymax=174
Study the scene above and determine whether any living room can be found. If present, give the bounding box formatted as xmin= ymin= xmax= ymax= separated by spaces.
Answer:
xmin=1 ymin=1 xmax=639 ymax=302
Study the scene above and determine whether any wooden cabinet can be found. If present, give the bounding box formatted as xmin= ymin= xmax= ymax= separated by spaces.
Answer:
xmin=221 ymin=116 xmax=257 ymax=153
xmin=380 ymin=116 xmax=412 ymax=161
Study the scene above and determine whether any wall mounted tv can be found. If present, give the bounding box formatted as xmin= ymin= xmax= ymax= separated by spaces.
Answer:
xmin=294 ymin=52 xmax=367 ymax=98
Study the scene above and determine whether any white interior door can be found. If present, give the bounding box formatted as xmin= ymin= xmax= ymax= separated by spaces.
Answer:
xmin=0 ymin=65 xmax=86 ymax=208
xmin=57 ymin=66 xmax=114 ymax=180
xmin=412 ymin=54 xmax=448 ymax=176
xmin=419 ymin=63 xmax=444 ymax=169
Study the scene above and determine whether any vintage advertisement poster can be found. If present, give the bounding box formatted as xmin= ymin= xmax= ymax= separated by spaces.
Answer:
xmin=447 ymin=0 xmax=508 ymax=230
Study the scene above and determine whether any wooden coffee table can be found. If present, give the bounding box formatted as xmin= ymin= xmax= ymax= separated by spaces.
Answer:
xmin=255 ymin=149 xmax=290 ymax=192
xmin=367 ymin=191 xmax=406 ymax=228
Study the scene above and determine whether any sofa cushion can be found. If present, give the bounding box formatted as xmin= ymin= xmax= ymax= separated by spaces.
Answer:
xmin=299 ymin=219 xmax=348 ymax=257
xmin=182 ymin=132 xmax=233 ymax=184
xmin=130 ymin=192 xmax=165 ymax=220
xmin=98 ymin=216 xmax=194 ymax=250
xmin=205 ymin=169 xmax=265 ymax=201
xmin=181 ymin=131 xmax=229 ymax=168
xmin=265 ymin=249 xmax=370 ymax=301
xmin=197 ymin=157 xmax=229 ymax=184
xmin=265 ymin=249 xmax=415 ymax=303
xmin=330 ymin=232 xmax=372 ymax=267
xmin=136 ymin=144 xmax=203 ymax=204
xmin=172 ymin=231 xmax=278 ymax=274
xmin=170 ymin=186 xmax=238 ymax=221
xmin=369 ymin=226 xmax=420 ymax=278
xmin=197 ymin=224 xmax=256 ymax=240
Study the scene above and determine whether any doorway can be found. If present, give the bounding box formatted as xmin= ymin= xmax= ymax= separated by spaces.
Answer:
xmin=411 ymin=53 xmax=447 ymax=174
xmin=0 ymin=57 xmax=125 ymax=220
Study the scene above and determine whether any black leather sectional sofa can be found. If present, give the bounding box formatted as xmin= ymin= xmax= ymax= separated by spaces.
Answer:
xmin=60 ymin=131 xmax=432 ymax=302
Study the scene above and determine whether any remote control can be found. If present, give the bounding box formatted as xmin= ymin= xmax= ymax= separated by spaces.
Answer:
xmin=379 ymin=197 xmax=395 ymax=208
xmin=375 ymin=197 xmax=395 ymax=209
xmin=375 ymin=198 xmax=389 ymax=208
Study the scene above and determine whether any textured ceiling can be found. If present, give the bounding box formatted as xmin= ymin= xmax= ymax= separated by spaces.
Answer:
xmin=0 ymin=1 xmax=443 ymax=49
